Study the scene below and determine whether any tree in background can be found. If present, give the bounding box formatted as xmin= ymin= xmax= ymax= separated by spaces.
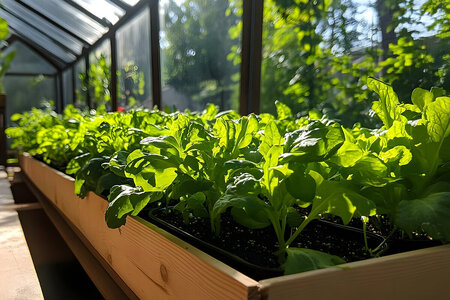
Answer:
xmin=161 ymin=0 xmax=240 ymax=110
xmin=378 ymin=0 xmax=450 ymax=102
xmin=259 ymin=0 xmax=381 ymax=126
xmin=71 ymin=0 xmax=449 ymax=126
xmin=256 ymin=0 xmax=449 ymax=127
xmin=77 ymin=55 xmax=111 ymax=111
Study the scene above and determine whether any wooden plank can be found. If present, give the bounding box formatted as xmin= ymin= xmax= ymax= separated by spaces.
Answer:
xmin=0 ymin=173 xmax=44 ymax=300
xmin=20 ymin=153 xmax=450 ymax=300
xmin=23 ymin=174 xmax=136 ymax=300
xmin=259 ymin=245 xmax=450 ymax=300
xmin=1 ymin=202 xmax=42 ymax=211
xmin=21 ymin=154 xmax=260 ymax=300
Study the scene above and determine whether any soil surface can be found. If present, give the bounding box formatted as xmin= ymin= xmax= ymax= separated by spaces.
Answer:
xmin=325 ymin=214 xmax=443 ymax=255
xmin=142 ymin=208 xmax=381 ymax=279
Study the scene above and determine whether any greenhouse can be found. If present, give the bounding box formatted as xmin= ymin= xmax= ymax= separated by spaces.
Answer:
xmin=0 ymin=0 xmax=449 ymax=299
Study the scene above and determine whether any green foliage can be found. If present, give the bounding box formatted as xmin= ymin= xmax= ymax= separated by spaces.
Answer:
xmin=161 ymin=0 xmax=240 ymax=110
xmin=7 ymin=80 xmax=450 ymax=275
xmin=80 ymin=55 xmax=111 ymax=109
xmin=226 ymin=0 xmax=449 ymax=128
xmin=0 ymin=17 xmax=9 ymax=40
xmin=396 ymin=191 xmax=450 ymax=242
xmin=284 ymin=248 xmax=345 ymax=275
xmin=0 ymin=17 xmax=15 ymax=93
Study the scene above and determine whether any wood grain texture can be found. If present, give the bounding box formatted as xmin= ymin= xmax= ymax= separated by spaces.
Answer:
xmin=259 ymin=245 xmax=450 ymax=300
xmin=21 ymin=154 xmax=260 ymax=300
xmin=22 ymin=153 xmax=450 ymax=300
xmin=24 ymin=176 xmax=135 ymax=300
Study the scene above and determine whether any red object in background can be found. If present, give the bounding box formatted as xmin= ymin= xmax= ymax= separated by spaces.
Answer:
xmin=117 ymin=106 xmax=125 ymax=112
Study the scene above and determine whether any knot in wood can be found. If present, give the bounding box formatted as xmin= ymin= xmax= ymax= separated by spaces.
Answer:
xmin=160 ymin=264 xmax=169 ymax=283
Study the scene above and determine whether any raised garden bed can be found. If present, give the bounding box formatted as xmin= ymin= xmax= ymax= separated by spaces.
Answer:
xmin=21 ymin=153 xmax=450 ymax=300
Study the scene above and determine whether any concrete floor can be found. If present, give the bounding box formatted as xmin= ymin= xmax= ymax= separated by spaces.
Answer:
xmin=6 ymin=171 xmax=103 ymax=300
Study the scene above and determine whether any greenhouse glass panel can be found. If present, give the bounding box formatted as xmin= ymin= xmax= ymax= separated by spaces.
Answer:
xmin=2 ymin=0 xmax=85 ymax=55
xmin=119 ymin=0 xmax=140 ymax=6
xmin=88 ymin=39 xmax=112 ymax=109
xmin=63 ymin=68 xmax=74 ymax=107
xmin=0 ymin=9 xmax=75 ymax=63
xmin=74 ymin=58 xmax=87 ymax=109
xmin=21 ymin=0 xmax=107 ymax=45
xmin=116 ymin=7 xmax=151 ymax=108
xmin=4 ymin=41 xmax=56 ymax=75
xmin=160 ymin=0 xmax=242 ymax=111
xmin=4 ymin=75 xmax=56 ymax=128
xmin=70 ymin=0 xmax=126 ymax=25
xmin=259 ymin=0 xmax=449 ymax=128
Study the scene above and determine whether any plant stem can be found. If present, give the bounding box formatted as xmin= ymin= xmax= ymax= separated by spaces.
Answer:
xmin=372 ymin=225 xmax=398 ymax=254
xmin=362 ymin=220 xmax=373 ymax=256
xmin=268 ymin=213 xmax=285 ymax=250
xmin=284 ymin=216 xmax=313 ymax=248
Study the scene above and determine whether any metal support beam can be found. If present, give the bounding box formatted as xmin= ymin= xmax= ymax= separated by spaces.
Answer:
xmin=1 ymin=7 xmax=80 ymax=57
xmin=53 ymin=75 xmax=61 ymax=113
xmin=58 ymin=71 xmax=65 ymax=112
xmin=72 ymin=66 xmax=76 ymax=105
xmin=239 ymin=0 xmax=263 ymax=115
xmin=61 ymin=0 xmax=151 ymax=73
xmin=15 ymin=0 xmax=91 ymax=46
xmin=6 ymin=72 xmax=56 ymax=77
xmin=110 ymin=35 xmax=118 ymax=111
xmin=149 ymin=0 xmax=161 ymax=109
xmin=63 ymin=0 xmax=113 ymax=28
xmin=108 ymin=0 xmax=131 ymax=12
xmin=85 ymin=53 xmax=92 ymax=109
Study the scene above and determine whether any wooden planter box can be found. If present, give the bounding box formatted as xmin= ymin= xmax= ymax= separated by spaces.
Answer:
xmin=20 ymin=153 xmax=450 ymax=300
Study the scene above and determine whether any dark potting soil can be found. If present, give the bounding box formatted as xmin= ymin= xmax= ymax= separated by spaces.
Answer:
xmin=325 ymin=214 xmax=443 ymax=254
xmin=146 ymin=208 xmax=375 ymax=271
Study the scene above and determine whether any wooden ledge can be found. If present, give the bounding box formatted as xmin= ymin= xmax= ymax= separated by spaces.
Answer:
xmin=1 ymin=202 xmax=42 ymax=211
xmin=22 ymin=171 xmax=138 ymax=300
xmin=0 ymin=176 xmax=43 ymax=299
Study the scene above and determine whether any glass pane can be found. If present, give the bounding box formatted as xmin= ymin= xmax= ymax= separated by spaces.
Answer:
xmin=63 ymin=68 xmax=74 ymax=107
xmin=160 ymin=0 xmax=242 ymax=111
xmin=71 ymin=0 xmax=126 ymax=25
xmin=116 ymin=7 xmax=151 ymax=108
xmin=22 ymin=0 xmax=107 ymax=44
xmin=5 ymin=75 xmax=56 ymax=128
xmin=88 ymin=39 xmax=111 ymax=109
xmin=260 ymin=0 xmax=449 ymax=128
xmin=2 ymin=0 xmax=85 ymax=55
xmin=74 ymin=58 xmax=87 ymax=108
xmin=5 ymin=41 xmax=56 ymax=74
xmin=120 ymin=0 xmax=140 ymax=6
xmin=0 ymin=9 xmax=76 ymax=63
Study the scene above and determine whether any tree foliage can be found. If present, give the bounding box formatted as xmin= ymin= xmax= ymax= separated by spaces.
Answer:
xmin=161 ymin=0 xmax=240 ymax=110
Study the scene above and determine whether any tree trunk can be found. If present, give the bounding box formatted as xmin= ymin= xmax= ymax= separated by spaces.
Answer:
xmin=375 ymin=0 xmax=398 ymax=61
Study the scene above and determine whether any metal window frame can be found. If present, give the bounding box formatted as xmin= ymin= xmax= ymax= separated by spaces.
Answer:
xmin=60 ymin=0 xmax=155 ymax=112
xmin=239 ymin=0 xmax=263 ymax=115
xmin=0 ymin=7 xmax=80 ymax=57
xmin=17 ymin=0 xmax=108 ymax=45
xmin=62 ymin=0 xmax=115 ymax=28
xmin=8 ymin=35 xmax=63 ymax=71
xmin=15 ymin=0 xmax=94 ymax=45
xmin=110 ymin=35 xmax=118 ymax=111
xmin=7 ymin=0 xmax=265 ymax=114
xmin=149 ymin=0 xmax=161 ymax=109
xmin=2 ymin=0 xmax=87 ymax=55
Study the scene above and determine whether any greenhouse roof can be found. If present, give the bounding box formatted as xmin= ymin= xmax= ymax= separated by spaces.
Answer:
xmin=0 ymin=0 xmax=144 ymax=69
